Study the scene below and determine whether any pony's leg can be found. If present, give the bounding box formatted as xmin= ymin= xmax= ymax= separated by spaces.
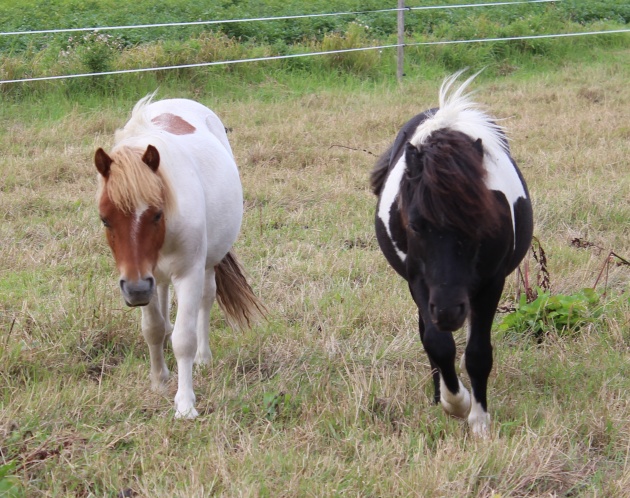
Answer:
xmin=157 ymin=283 xmax=173 ymax=348
xmin=465 ymin=276 xmax=505 ymax=437
xmin=194 ymin=267 xmax=216 ymax=366
xmin=418 ymin=315 xmax=440 ymax=404
xmin=423 ymin=325 xmax=471 ymax=419
xmin=171 ymin=272 xmax=203 ymax=419
xmin=412 ymin=285 xmax=470 ymax=416
xmin=459 ymin=321 xmax=471 ymax=372
xmin=141 ymin=294 xmax=170 ymax=392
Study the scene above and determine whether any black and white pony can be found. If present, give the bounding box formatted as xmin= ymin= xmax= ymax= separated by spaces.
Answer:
xmin=371 ymin=71 xmax=533 ymax=436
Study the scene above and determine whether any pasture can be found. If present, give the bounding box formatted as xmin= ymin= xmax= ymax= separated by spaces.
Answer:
xmin=0 ymin=56 xmax=629 ymax=495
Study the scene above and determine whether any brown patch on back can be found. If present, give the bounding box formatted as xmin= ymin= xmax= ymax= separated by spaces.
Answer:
xmin=151 ymin=113 xmax=196 ymax=135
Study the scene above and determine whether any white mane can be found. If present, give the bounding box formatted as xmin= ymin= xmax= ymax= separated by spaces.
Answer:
xmin=114 ymin=91 xmax=159 ymax=145
xmin=409 ymin=69 xmax=509 ymax=161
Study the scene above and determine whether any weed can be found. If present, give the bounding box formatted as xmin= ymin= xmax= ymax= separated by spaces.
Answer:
xmin=0 ymin=463 xmax=22 ymax=498
xmin=499 ymin=288 xmax=603 ymax=339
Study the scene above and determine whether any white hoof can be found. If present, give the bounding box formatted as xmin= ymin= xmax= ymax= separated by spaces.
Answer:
xmin=440 ymin=379 xmax=471 ymax=419
xmin=174 ymin=390 xmax=197 ymax=419
xmin=174 ymin=406 xmax=199 ymax=419
xmin=468 ymin=402 xmax=491 ymax=438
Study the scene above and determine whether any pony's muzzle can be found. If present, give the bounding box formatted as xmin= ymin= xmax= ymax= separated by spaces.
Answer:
xmin=120 ymin=276 xmax=155 ymax=307
xmin=429 ymin=301 xmax=468 ymax=332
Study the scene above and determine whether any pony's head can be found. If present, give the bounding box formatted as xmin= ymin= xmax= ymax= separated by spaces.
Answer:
xmin=95 ymin=144 xmax=175 ymax=306
xmin=400 ymin=129 xmax=502 ymax=331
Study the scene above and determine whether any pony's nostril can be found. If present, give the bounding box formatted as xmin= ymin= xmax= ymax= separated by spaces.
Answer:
xmin=119 ymin=279 xmax=127 ymax=292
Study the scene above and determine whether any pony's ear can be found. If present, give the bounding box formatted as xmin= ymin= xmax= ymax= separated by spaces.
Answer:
xmin=141 ymin=145 xmax=160 ymax=173
xmin=94 ymin=148 xmax=112 ymax=178
xmin=404 ymin=142 xmax=424 ymax=177
xmin=472 ymin=138 xmax=484 ymax=157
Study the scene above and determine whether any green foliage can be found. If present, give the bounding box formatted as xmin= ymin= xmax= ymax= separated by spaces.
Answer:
xmin=499 ymin=288 xmax=603 ymax=338
xmin=64 ymin=31 xmax=125 ymax=73
xmin=563 ymin=0 xmax=630 ymax=24
xmin=319 ymin=22 xmax=382 ymax=75
xmin=263 ymin=391 xmax=291 ymax=421
xmin=0 ymin=0 xmax=628 ymax=97
xmin=0 ymin=463 xmax=22 ymax=498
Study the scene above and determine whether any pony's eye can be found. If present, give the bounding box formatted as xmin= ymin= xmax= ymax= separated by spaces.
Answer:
xmin=408 ymin=219 xmax=427 ymax=234
xmin=100 ymin=217 xmax=110 ymax=228
xmin=153 ymin=211 xmax=163 ymax=223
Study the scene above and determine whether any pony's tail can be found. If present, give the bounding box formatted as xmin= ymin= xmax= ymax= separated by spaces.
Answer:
xmin=215 ymin=251 xmax=267 ymax=330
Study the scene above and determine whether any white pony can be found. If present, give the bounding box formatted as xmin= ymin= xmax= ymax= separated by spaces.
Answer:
xmin=94 ymin=94 xmax=264 ymax=418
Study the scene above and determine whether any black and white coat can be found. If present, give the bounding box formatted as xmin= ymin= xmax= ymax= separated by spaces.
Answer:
xmin=372 ymin=72 xmax=533 ymax=436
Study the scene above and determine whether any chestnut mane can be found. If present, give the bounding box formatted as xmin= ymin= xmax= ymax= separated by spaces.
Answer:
xmin=97 ymin=145 xmax=176 ymax=215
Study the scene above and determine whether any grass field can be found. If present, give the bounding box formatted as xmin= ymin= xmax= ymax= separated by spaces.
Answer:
xmin=1 ymin=45 xmax=629 ymax=497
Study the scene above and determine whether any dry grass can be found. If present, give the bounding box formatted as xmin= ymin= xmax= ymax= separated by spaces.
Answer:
xmin=1 ymin=57 xmax=629 ymax=496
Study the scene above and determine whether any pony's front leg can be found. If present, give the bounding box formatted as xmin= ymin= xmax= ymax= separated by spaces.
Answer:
xmin=417 ymin=316 xmax=441 ymax=404
xmin=141 ymin=293 xmax=170 ymax=392
xmin=423 ymin=324 xmax=471 ymax=419
xmin=194 ymin=267 xmax=216 ymax=366
xmin=465 ymin=276 xmax=505 ymax=437
xmin=171 ymin=272 xmax=203 ymax=419
xmin=412 ymin=284 xmax=470 ymax=418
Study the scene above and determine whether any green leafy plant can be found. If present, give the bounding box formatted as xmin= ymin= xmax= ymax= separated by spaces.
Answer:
xmin=0 ymin=462 xmax=22 ymax=498
xmin=61 ymin=31 xmax=124 ymax=74
xmin=498 ymin=288 xmax=602 ymax=338
xmin=263 ymin=391 xmax=291 ymax=421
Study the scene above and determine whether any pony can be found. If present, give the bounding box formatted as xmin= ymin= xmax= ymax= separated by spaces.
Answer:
xmin=370 ymin=71 xmax=533 ymax=436
xmin=94 ymin=94 xmax=265 ymax=419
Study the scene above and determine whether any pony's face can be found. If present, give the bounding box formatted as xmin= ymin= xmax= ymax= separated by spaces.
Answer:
xmin=401 ymin=135 xmax=492 ymax=332
xmin=95 ymin=146 xmax=166 ymax=307
xmin=406 ymin=216 xmax=477 ymax=332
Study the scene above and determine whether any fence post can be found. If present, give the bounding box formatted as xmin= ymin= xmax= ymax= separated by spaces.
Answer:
xmin=397 ymin=0 xmax=405 ymax=82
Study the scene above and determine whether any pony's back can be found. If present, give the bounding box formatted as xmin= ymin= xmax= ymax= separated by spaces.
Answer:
xmin=115 ymin=94 xmax=234 ymax=158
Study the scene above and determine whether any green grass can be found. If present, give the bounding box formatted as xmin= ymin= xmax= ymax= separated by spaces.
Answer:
xmin=0 ymin=0 xmax=628 ymax=100
xmin=1 ymin=56 xmax=629 ymax=495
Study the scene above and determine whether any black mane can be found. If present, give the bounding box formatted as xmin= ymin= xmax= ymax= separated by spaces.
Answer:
xmin=400 ymin=128 xmax=501 ymax=240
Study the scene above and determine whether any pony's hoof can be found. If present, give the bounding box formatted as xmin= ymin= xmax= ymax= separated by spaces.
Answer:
xmin=150 ymin=369 xmax=170 ymax=393
xmin=440 ymin=381 xmax=471 ymax=419
xmin=468 ymin=407 xmax=491 ymax=438
xmin=174 ymin=406 xmax=199 ymax=419
xmin=194 ymin=353 xmax=212 ymax=366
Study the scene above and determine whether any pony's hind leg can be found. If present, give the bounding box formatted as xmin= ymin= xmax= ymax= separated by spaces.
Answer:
xmin=194 ymin=268 xmax=216 ymax=366
xmin=141 ymin=291 xmax=170 ymax=392
xmin=158 ymin=282 xmax=174 ymax=347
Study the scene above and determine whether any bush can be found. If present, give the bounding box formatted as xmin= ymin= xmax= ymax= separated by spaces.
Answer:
xmin=498 ymin=288 xmax=603 ymax=339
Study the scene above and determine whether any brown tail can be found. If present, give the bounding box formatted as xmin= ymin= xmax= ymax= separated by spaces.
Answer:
xmin=215 ymin=251 xmax=267 ymax=330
